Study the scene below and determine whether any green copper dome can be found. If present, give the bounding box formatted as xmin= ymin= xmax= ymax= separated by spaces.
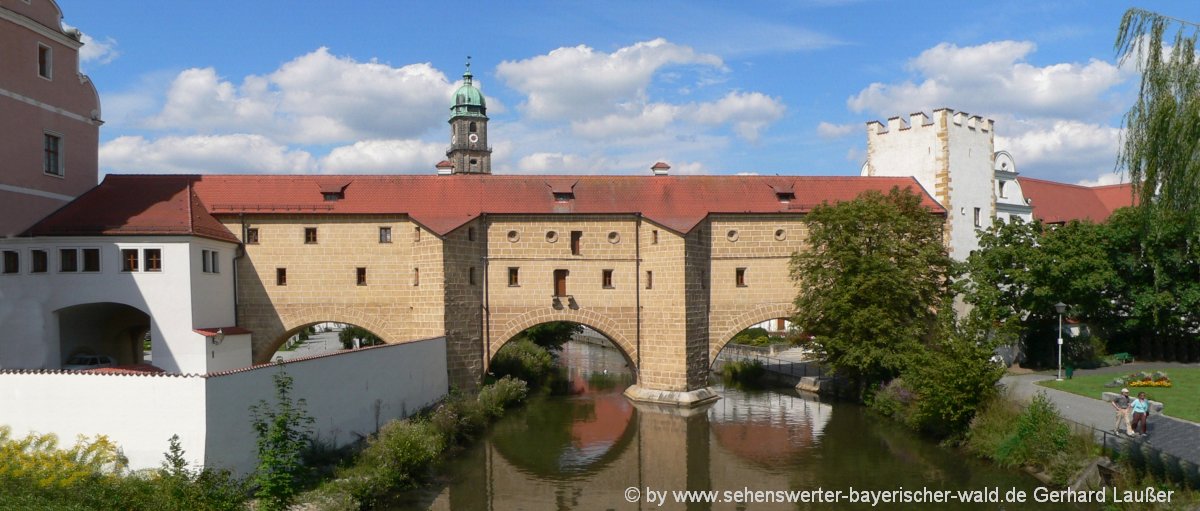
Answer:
xmin=451 ymin=59 xmax=487 ymax=118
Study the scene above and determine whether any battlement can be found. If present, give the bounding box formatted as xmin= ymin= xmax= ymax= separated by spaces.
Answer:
xmin=867 ymin=108 xmax=993 ymax=135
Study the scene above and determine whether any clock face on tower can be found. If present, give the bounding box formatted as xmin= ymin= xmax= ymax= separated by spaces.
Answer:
xmin=468 ymin=133 xmax=479 ymax=143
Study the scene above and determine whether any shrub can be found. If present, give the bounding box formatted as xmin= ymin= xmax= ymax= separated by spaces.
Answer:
xmin=965 ymin=396 xmax=1023 ymax=460
xmin=477 ymin=376 xmax=529 ymax=419
xmin=342 ymin=421 xmax=444 ymax=506
xmin=490 ymin=339 xmax=556 ymax=386
xmin=869 ymin=378 xmax=914 ymax=423
xmin=993 ymin=393 xmax=1071 ymax=470
xmin=250 ymin=370 xmax=314 ymax=511
xmin=731 ymin=327 xmax=772 ymax=347
xmin=901 ymin=325 xmax=1006 ymax=438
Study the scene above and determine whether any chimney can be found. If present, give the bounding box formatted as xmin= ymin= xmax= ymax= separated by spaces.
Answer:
xmin=651 ymin=162 xmax=670 ymax=176
xmin=435 ymin=160 xmax=454 ymax=176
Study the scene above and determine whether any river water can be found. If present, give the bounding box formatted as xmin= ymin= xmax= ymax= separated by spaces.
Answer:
xmin=395 ymin=341 xmax=1088 ymax=510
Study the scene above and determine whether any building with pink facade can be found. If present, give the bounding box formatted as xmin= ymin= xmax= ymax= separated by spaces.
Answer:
xmin=0 ymin=0 xmax=101 ymax=237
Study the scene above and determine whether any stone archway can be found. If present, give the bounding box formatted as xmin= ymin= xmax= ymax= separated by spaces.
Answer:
xmin=490 ymin=308 xmax=637 ymax=370
xmin=252 ymin=305 xmax=393 ymax=363
xmin=708 ymin=302 xmax=795 ymax=362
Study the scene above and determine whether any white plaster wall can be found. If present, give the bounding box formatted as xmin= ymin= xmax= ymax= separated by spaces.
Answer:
xmin=0 ymin=372 xmax=208 ymax=470
xmin=943 ymin=117 xmax=995 ymax=259
xmin=0 ymin=236 xmax=199 ymax=372
xmin=864 ymin=116 xmax=940 ymax=198
xmin=190 ymin=240 xmax=237 ymax=330
xmin=203 ymin=336 xmax=448 ymax=475
xmin=205 ymin=332 xmax=252 ymax=372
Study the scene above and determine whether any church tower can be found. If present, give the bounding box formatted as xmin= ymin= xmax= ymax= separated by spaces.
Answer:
xmin=446 ymin=58 xmax=491 ymax=174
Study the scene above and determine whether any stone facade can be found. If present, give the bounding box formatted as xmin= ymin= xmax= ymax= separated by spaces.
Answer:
xmin=225 ymin=210 xmax=813 ymax=394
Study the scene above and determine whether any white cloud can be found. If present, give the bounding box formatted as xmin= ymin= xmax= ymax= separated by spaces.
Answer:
xmin=496 ymin=38 xmax=726 ymax=121
xmin=516 ymin=152 xmax=596 ymax=173
xmin=848 ymin=41 xmax=1128 ymax=120
xmin=1076 ymin=172 xmax=1126 ymax=187
xmin=686 ymin=91 xmax=783 ymax=142
xmin=146 ymin=48 xmax=452 ymax=144
xmin=320 ymin=140 xmax=445 ymax=173
xmin=571 ymin=104 xmax=679 ymax=140
xmin=994 ymin=119 xmax=1121 ymax=183
xmin=64 ymin=24 xmax=118 ymax=66
xmin=817 ymin=121 xmax=857 ymax=139
xmin=99 ymin=135 xmax=316 ymax=174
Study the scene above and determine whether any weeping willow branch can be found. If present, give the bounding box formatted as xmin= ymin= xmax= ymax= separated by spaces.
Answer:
xmin=1115 ymin=8 xmax=1200 ymax=235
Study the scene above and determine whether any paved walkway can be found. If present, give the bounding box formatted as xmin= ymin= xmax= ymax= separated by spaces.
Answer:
xmin=1001 ymin=363 xmax=1200 ymax=466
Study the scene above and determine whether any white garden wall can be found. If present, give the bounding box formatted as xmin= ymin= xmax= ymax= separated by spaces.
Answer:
xmin=0 ymin=336 xmax=447 ymax=476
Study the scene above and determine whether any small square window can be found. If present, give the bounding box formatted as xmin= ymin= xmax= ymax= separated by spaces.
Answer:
xmin=998 ymin=181 xmax=1008 ymax=198
xmin=38 ymin=44 xmax=52 ymax=79
xmin=973 ymin=207 xmax=982 ymax=228
xmin=413 ymin=267 xmax=420 ymax=286
xmin=304 ymin=227 xmax=318 ymax=244
xmin=357 ymin=267 xmax=367 ymax=286
xmin=276 ymin=268 xmax=287 ymax=286
xmin=736 ymin=267 xmax=747 ymax=287
xmin=468 ymin=227 xmax=476 ymax=241
xmin=246 ymin=228 xmax=259 ymax=244
xmin=202 ymin=250 xmax=211 ymax=273
xmin=508 ymin=267 xmax=519 ymax=287
xmin=82 ymin=248 xmax=100 ymax=272
xmin=413 ymin=226 xmax=421 ymax=242
xmin=2 ymin=250 xmax=18 ymax=274
xmin=145 ymin=249 xmax=162 ymax=272
xmin=44 ymin=133 xmax=62 ymax=176
xmin=469 ymin=267 xmax=476 ymax=286
xmin=602 ymin=269 xmax=614 ymax=289
xmin=379 ymin=227 xmax=392 ymax=243
xmin=122 ymin=249 xmax=139 ymax=272
xmin=60 ymin=249 xmax=77 ymax=272
xmin=651 ymin=230 xmax=659 ymax=244
xmin=31 ymin=250 xmax=47 ymax=273
xmin=208 ymin=250 xmax=217 ymax=273
xmin=646 ymin=270 xmax=653 ymax=290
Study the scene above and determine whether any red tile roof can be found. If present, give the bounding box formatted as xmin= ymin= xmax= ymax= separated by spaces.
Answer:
xmin=24 ymin=175 xmax=240 ymax=243
xmin=1019 ymin=177 xmax=1135 ymax=224
xmin=83 ymin=364 xmax=166 ymax=375
xmin=25 ymin=174 xmax=943 ymax=238
xmin=194 ymin=326 xmax=253 ymax=336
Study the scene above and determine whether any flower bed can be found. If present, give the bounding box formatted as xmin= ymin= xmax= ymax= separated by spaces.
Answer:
xmin=1110 ymin=371 xmax=1173 ymax=388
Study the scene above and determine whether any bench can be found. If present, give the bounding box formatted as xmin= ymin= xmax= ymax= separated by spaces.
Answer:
xmin=1112 ymin=352 xmax=1134 ymax=364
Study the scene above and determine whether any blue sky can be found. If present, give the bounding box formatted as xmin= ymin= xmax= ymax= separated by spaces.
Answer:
xmin=57 ymin=0 xmax=1188 ymax=184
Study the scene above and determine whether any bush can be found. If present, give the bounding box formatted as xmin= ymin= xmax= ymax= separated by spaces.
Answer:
xmin=731 ymin=327 xmax=772 ymax=347
xmin=869 ymin=378 xmax=914 ymax=423
xmin=901 ymin=325 xmax=1006 ymax=438
xmin=250 ymin=370 xmax=314 ymax=511
xmin=341 ymin=421 xmax=444 ymax=507
xmin=721 ymin=359 xmax=766 ymax=387
xmin=477 ymin=376 xmax=529 ymax=418
xmin=490 ymin=339 xmax=556 ymax=386
xmin=994 ymin=393 xmax=1071 ymax=470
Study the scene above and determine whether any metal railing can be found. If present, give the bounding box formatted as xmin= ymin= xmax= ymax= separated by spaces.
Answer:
xmin=716 ymin=344 xmax=825 ymax=379
xmin=1059 ymin=414 xmax=1200 ymax=489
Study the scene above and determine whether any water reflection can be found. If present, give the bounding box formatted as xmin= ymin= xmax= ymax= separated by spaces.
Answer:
xmin=399 ymin=341 xmax=1084 ymax=510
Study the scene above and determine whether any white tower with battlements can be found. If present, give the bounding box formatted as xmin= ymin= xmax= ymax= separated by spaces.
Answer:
xmin=861 ymin=109 xmax=996 ymax=261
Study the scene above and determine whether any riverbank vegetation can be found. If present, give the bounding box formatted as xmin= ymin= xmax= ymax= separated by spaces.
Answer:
xmin=720 ymin=359 xmax=766 ymax=388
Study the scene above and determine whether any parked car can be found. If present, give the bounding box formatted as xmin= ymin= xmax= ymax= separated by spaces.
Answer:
xmin=63 ymin=354 xmax=117 ymax=371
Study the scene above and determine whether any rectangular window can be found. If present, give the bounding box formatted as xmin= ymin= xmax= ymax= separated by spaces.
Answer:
xmin=974 ymin=207 xmax=982 ymax=228
xmin=2 ymin=251 xmax=17 ymax=274
xmin=602 ymin=269 xmax=614 ymax=289
xmin=201 ymin=250 xmax=211 ymax=273
xmin=37 ymin=43 xmax=52 ymax=79
xmin=413 ymin=226 xmax=421 ymax=242
xmin=469 ymin=267 xmax=476 ymax=286
xmin=736 ymin=267 xmax=747 ymax=287
xmin=82 ymin=248 xmax=100 ymax=272
xmin=468 ymin=227 xmax=476 ymax=241
xmin=145 ymin=249 xmax=162 ymax=272
xmin=246 ymin=228 xmax=259 ymax=244
xmin=554 ymin=269 xmax=569 ymax=297
xmin=304 ymin=227 xmax=318 ymax=244
xmin=508 ymin=267 xmax=519 ymax=287
xmin=31 ymin=250 xmax=47 ymax=273
xmin=651 ymin=230 xmax=658 ymax=244
xmin=276 ymin=268 xmax=287 ymax=286
xmin=998 ymin=181 xmax=1007 ymax=198
xmin=357 ymin=267 xmax=367 ymax=286
xmin=122 ymin=249 xmax=139 ymax=272
xmin=208 ymin=250 xmax=217 ymax=273
xmin=570 ymin=231 xmax=582 ymax=255
xmin=646 ymin=270 xmax=653 ymax=290
xmin=44 ymin=133 xmax=62 ymax=176
xmin=413 ymin=267 xmax=420 ymax=286
xmin=379 ymin=227 xmax=392 ymax=243
xmin=60 ymin=249 xmax=77 ymax=272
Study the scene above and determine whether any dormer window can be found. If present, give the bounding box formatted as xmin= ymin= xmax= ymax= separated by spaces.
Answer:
xmin=776 ymin=192 xmax=796 ymax=203
xmin=323 ymin=192 xmax=344 ymax=201
xmin=547 ymin=180 xmax=577 ymax=202
xmin=317 ymin=180 xmax=351 ymax=202
xmin=553 ymin=192 xmax=574 ymax=202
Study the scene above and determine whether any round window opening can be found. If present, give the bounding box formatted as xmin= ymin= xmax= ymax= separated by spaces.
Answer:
xmin=507 ymin=230 xmax=519 ymax=243
xmin=546 ymin=231 xmax=559 ymax=243
xmin=726 ymin=230 xmax=739 ymax=242
xmin=607 ymin=231 xmax=620 ymax=244
xmin=774 ymin=229 xmax=786 ymax=241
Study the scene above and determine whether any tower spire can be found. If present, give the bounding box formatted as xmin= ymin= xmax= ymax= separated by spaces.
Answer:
xmin=445 ymin=55 xmax=491 ymax=174
xmin=463 ymin=55 xmax=472 ymax=83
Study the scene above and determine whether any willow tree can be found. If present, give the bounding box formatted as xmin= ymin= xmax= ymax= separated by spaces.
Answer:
xmin=1115 ymin=9 xmax=1200 ymax=232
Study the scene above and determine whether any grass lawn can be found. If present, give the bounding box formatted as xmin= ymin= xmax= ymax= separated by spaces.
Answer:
xmin=1037 ymin=367 xmax=1200 ymax=423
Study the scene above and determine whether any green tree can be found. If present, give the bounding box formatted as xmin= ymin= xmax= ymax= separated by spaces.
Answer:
xmin=789 ymin=187 xmax=955 ymax=394
xmin=1116 ymin=8 xmax=1200 ymax=233
xmin=514 ymin=322 xmax=582 ymax=353
xmin=339 ymin=325 xmax=383 ymax=349
xmin=250 ymin=369 xmax=314 ymax=511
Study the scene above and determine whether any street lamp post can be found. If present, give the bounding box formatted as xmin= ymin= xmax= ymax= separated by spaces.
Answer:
xmin=1055 ymin=302 xmax=1067 ymax=381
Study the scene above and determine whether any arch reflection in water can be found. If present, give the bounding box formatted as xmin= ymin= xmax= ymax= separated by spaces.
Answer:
xmin=490 ymin=340 xmax=636 ymax=477
xmin=708 ymin=388 xmax=833 ymax=468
